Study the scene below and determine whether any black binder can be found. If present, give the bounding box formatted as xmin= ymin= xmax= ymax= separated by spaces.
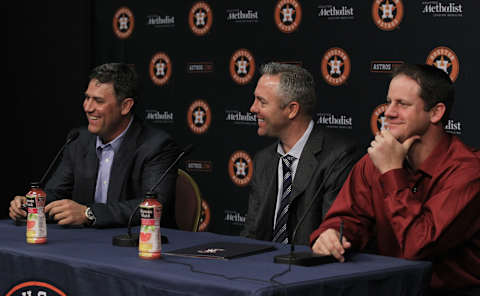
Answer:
xmin=164 ymin=242 xmax=276 ymax=259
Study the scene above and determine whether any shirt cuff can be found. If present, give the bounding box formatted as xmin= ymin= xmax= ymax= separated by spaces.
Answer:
xmin=309 ymin=220 xmax=341 ymax=246
xmin=379 ymin=168 xmax=410 ymax=196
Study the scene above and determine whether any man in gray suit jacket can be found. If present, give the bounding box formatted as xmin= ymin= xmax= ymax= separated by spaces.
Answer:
xmin=241 ymin=62 xmax=360 ymax=245
xmin=9 ymin=63 xmax=179 ymax=228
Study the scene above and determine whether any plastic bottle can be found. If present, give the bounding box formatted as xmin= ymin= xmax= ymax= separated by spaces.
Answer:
xmin=138 ymin=192 xmax=163 ymax=259
xmin=25 ymin=182 xmax=47 ymax=244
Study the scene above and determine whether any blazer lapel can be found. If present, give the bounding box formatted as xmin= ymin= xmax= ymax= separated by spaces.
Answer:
xmin=256 ymin=146 xmax=280 ymax=239
xmin=107 ymin=118 xmax=141 ymax=203
xmin=290 ymin=128 xmax=324 ymax=202
xmin=77 ymin=135 xmax=98 ymax=204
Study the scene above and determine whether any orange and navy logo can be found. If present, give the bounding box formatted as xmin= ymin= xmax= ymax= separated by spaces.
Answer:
xmin=6 ymin=281 xmax=67 ymax=296
xmin=149 ymin=52 xmax=172 ymax=86
xmin=230 ymin=49 xmax=256 ymax=85
xmin=274 ymin=0 xmax=302 ymax=33
xmin=187 ymin=100 xmax=212 ymax=134
xmin=370 ymin=103 xmax=388 ymax=135
xmin=189 ymin=1 xmax=213 ymax=36
xmin=321 ymin=47 xmax=351 ymax=86
xmin=426 ymin=46 xmax=459 ymax=82
xmin=372 ymin=0 xmax=404 ymax=31
xmin=228 ymin=150 xmax=253 ymax=186
xmin=197 ymin=199 xmax=211 ymax=232
xmin=113 ymin=7 xmax=135 ymax=39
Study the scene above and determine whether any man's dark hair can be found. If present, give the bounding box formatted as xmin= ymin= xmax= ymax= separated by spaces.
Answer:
xmin=392 ymin=63 xmax=454 ymax=125
xmin=89 ymin=63 xmax=138 ymax=103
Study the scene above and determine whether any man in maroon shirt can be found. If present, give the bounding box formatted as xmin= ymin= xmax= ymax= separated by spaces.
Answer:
xmin=310 ymin=64 xmax=479 ymax=294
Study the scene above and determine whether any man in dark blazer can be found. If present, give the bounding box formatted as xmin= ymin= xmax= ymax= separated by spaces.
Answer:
xmin=9 ymin=63 xmax=179 ymax=228
xmin=241 ymin=63 xmax=360 ymax=245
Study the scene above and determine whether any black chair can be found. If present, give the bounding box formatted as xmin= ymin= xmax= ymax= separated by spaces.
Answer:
xmin=175 ymin=169 xmax=202 ymax=232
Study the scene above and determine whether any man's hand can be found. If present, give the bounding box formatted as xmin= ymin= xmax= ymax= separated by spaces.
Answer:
xmin=312 ymin=228 xmax=351 ymax=263
xmin=368 ymin=129 xmax=419 ymax=174
xmin=45 ymin=199 xmax=88 ymax=225
xmin=9 ymin=196 xmax=27 ymax=220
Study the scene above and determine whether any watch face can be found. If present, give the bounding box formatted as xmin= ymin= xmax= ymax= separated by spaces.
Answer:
xmin=86 ymin=208 xmax=95 ymax=220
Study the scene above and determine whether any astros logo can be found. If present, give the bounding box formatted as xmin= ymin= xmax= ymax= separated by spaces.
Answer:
xmin=149 ymin=52 xmax=172 ymax=86
xmin=228 ymin=150 xmax=253 ymax=187
xmin=197 ymin=199 xmax=211 ymax=232
xmin=372 ymin=0 xmax=404 ymax=31
xmin=6 ymin=281 xmax=67 ymax=296
xmin=187 ymin=100 xmax=212 ymax=134
xmin=275 ymin=0 xmax=302 ymax=33
xmin=113 ymin=7 xmax=134 ymax=39
xmin=426 ymin=46 xmax=459 ymax=82
xmin=370 ymin=103 xmax=388 ymax=135
xmin=189 ymin=1 xmax=213 ymax=36
xmin=230 ymin=49 xmax=256 ymax=85
xmin=321 ymin=47 xmax=351 ymax=86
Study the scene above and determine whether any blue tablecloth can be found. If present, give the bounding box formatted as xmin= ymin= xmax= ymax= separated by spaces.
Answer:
xmin=0 ymin=220 xmax=431 ymax=296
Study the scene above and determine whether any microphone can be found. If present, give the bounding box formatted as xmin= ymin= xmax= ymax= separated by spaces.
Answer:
xmin=40 ymin=130 xmax=79 ymax=187
xmin=15 ymin=129 xmax=80 ymax=226
xmin=273 ymin=154 xmax=353 ymax=266
xmin=148 ymin=144 xmax=193 ymax=194
xmin=112 ymin=144 xmax=193 ymax=247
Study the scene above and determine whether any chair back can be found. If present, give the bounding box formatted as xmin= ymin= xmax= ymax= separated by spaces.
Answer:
xmin=175 ymin=169 xmax=202 ymax=231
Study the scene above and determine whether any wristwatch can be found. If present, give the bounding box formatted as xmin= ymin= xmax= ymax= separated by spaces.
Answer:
xmin=85 ymin=207 xmax=96 ymax=226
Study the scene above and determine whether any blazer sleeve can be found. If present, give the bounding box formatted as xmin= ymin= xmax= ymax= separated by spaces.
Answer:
xmin=320 ymin=142 xmax=362 ymax=219
xmin=310 ymin=156 xmax=377 ymax=249
xmin=240 ymin=153 xmax=261 ymax=238
xmin=44 ymin=131 xmax=82 ymax=204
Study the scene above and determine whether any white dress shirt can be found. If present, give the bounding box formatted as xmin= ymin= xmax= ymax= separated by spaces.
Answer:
xmin=273 ymin=120 xmax=314 ymax=227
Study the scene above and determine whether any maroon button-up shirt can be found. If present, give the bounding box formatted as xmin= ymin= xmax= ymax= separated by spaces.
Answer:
xmin=310 ymin=134 xmax=480 ymax=289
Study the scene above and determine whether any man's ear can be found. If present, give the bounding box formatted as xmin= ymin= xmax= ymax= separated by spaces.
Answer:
xmin=430 ymin=102 xmax=446 ymax=124
xmin=121 ymin=98 xmax=134 ymax=115
xmin=286 ymin=101 xmax=300 ymax=120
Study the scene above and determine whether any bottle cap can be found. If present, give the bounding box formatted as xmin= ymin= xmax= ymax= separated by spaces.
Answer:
xmin=145 ymin=191 xmax=156 ymax=199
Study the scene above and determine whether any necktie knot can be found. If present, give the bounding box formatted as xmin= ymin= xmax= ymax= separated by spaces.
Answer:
xmin=282 ymin=154 xmax=295 ymax=168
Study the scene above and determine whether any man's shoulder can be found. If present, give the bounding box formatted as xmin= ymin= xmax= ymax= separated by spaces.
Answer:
xmin=253 ymin=141 xmax=278 ymax=159
xmin=131 ymin=118 xmax=173 ymax=144
xmin=74 ymin=126 xmax=92 ymax=139
xmin=311 ymin=126 xmax=357 ymax=147
xmin=140 ymin=122 xmax=171 ymax=138
xmin=306 ymin=127 xmax=360 ymax=161
xmin=449 ymin=136 xmax=480 ymax=170
xmin=70 ymin=127 xmax=94 ymax=148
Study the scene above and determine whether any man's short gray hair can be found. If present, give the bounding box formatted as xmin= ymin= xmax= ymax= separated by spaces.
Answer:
xmin=260 ymin=62 xmax=316 ymax=116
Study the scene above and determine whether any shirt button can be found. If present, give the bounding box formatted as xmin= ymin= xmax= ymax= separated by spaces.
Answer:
xmin=412 ymin=187 xmax=417 ymax=193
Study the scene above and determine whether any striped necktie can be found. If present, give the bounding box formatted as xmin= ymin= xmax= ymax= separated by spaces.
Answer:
xmin=272 ymin=154 xmax=295 ymax=244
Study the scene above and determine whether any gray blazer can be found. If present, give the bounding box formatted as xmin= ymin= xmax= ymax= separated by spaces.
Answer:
xmin=45 ymin=116 xmax=180 ymax=228
xmin=241 ymin=126 xmax=361 ymax=245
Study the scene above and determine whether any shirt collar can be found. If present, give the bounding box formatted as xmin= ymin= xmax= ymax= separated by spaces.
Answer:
xmin=416 ymin=133 xmax=452 ymax=177
xmin=96 ymin=117 xmax=134 ymax=153
xmin=277 ymin=120 xmax=314 ymax=159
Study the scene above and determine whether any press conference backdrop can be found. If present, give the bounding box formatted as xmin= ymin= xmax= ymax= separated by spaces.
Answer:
xmin=59 ymin=1 xmax=480 ymax=235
